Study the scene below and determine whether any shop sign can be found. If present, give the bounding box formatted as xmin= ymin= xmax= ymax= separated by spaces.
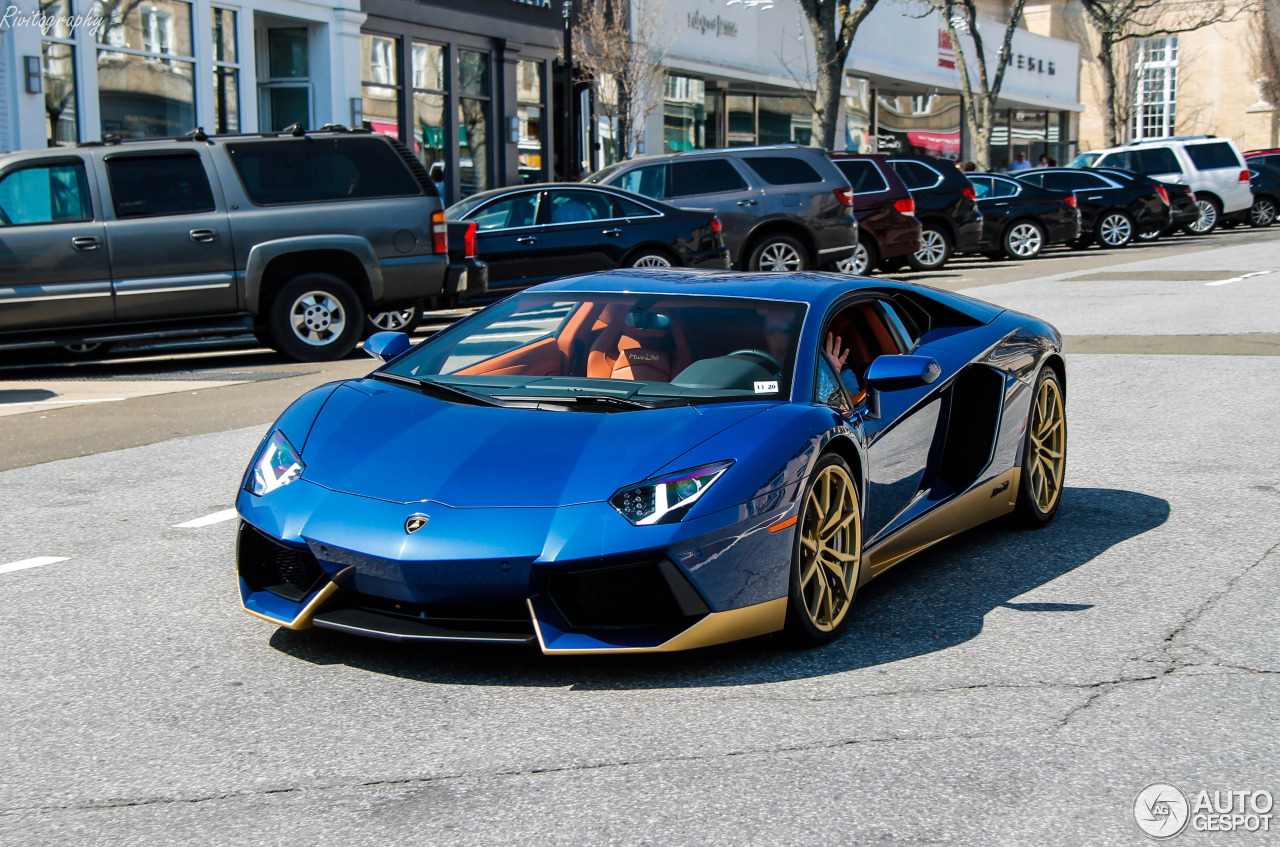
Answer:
xmin=688 ymin=12 xmax=738 ymax=37
xmin=937 ymin=29 xmax=955 ymax=70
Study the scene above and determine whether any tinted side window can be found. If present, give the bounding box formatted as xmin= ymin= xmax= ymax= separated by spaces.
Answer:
xmin=1096 ymin=151 xmax=1134 ymax=171
xmin=1017 ymin=173 xmax=1045 ymax=187
xmin=968 ymin=176 xmax=993 ymax=198
xmin=1137 ymin=147 xmax=1180 ymax=174
xmin=546 ymin=189 xmax=612 ymax=223
xmin=1185 ymin=142 xmax=1242 ymax=171
xmin=836 ymin=160 xmax=889 ymax=193
xmin=0 ymin=162 xmax=92 ymax=226
xmin=470 ymin=193 xmax=539 ymax=230
xmin=615 ymin=165 xmax=666 ymax=199
xmin=227 ymin=138 xmax=421 ymax=205
xmin=1042 ymin=172 xmax=1105 ymax=191
xmin=742 ymin=156 xmax=823 ymax=185
xmin=889 ymin=160 xmax=941 ymax=190
xmin=990 ymin=178 xmax=1019 ymax=198
xmin=107 ymin=155 xmax=215 ymax=218
xmin=670 ymin=159 xmax=747 ymax=197
xmin=612 ymin=195 xmax=656 ymax=217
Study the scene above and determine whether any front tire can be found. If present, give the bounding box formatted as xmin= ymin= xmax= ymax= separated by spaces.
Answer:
xmin=366 ymin=305 xmax=420 ymax=336
xmin=1249 ymin=196 xmax=1278 ymax=228
xmin=1183 ymin=195 xmax=1221 ymax=234
xmin=1096 ymin=211 xmax=1134 ymax=248
xmin=747 ymin=235 xmax=809 ymax=272
xmin=1013 ymin=366 xmax=1067 ymax=526
xmin=627 ymin=250 xmax=676 ymax=268
xmin=785 ymin=454 xmax=863 ymax=644
xmin=907 ymin=226 xmax=951 ymax=271
xmin=1004 ymin=219 xmax=1045 ymax=259
xmin=266 ymin=273 xmax=365 ymax=362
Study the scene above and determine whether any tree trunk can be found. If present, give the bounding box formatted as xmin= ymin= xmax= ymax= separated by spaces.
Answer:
xmin=1099 ymin=34 xmax=1119 ymax=147
xmin=812 ymin=50 xmax=843 ymax=150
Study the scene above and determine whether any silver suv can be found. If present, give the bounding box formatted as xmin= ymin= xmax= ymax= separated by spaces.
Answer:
xmin=0 ymin=129 xmax=455 ymax=361
xmin=1089 ymin=136 xmax=1252 ymax=234
xmin=585 ymin=145 xmax=857 ymax=271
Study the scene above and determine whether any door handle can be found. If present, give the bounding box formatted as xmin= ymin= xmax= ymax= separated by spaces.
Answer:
xmin=736 ymin=199 xmax=758 ymax=206
xmin=516 ymin=236 xmax=537 ymax=244
xmin=189 ymin=228 xmax=219 ymax=243
xmin=71 ymin=236 xmax=101 ymax=251
xmin=602 ymin=228 xmax=622 ymax=236
xmin=1085 ymin=195 xmax=1103 ymax=200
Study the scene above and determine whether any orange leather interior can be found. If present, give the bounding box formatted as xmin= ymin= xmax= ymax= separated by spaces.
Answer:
xmin=455 ymin=336 xmax=564 ymax=376
xmin=586 ymin=303 xmax=692 ymax=381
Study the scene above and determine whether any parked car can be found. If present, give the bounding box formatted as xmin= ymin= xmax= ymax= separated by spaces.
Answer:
xmin=1245 ymin=149 xmax=1280 ymax=170
xmin=1087 ymin=136 xmax=1252 ymax=234
xmin=443 ymin=183 xmax=728 ymax=290
xmin=367 ymin=219 xmax=488 ymax=333
xmin=0 ymin=128 xmax=451 ymax=362
xmin=966 ymin=173 xmax=1081 ymax=260
xmin=585 ymin=145 xmax=858 ymax=271
xmin=1221 ymin=161 xmax=1280 ymax=228
xmin=826 ymin=153 xmax=922 ymax=274
xmin=1012 ymin=167 xmax=1171 ymax=249
xmin=884 ymin=155 xmax=983 ymax=271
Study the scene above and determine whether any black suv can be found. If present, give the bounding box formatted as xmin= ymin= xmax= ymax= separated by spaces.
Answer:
xmin=585 ymin=145 xmax=857 ymax=271
xmin=0 ymin=128 xmax=473 ymax=361
xmin=885 ymin=156 xmax=983 ymax=271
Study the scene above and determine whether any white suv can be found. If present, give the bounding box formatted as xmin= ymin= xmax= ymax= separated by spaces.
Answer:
xmin=1088 ymin=136 xmax=1251 ymax=234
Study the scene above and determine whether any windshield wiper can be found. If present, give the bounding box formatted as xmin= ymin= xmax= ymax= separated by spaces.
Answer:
xmin=490 ymin=393 xmax=656 ymax=410
xmin=373 ymin=371 xmax=501 ymax=406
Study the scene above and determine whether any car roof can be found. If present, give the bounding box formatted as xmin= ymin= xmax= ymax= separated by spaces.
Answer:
xmin=452 ymin=182 xmax=652 ymax=204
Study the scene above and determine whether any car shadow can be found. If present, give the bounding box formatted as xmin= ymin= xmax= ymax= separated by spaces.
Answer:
xmin=269 ymin=486 xmax=1169 ymax=689
xmin=0 ymin=389 xmax=58 ymax=405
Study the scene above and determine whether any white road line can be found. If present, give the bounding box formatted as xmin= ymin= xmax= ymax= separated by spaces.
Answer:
xmin=0 ymin=397 xmax=125 ymax=407
xmin=172 ymin=508 xmax=239 ymax=529
xmin=1206 ymin=271 xmax=1272 ymax=286
xmin=0 ymin=556 xmax=69 ymax=575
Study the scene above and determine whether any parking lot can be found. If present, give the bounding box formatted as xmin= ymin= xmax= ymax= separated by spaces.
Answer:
xmin=0 ymin=225 xmax=1276 ymax=844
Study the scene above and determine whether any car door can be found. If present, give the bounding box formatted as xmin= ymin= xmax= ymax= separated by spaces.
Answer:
xmin=667 ymin=158 xmax=761 ymax=264
xmin=532 ymin=188 xmax=631 ymax=277
xmin=0 ymin=155 xmax=116 ymax=331
xmin=464 ymin=189 xmax=545 ymax=288
xmin=96 ymin=150 xmax=237 ymax=321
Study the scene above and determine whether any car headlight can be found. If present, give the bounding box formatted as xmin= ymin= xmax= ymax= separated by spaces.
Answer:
xmin=610 ymin=461 xmax=733 ymax=526
xmin=248 ymin=430 xmax=305 ymax=496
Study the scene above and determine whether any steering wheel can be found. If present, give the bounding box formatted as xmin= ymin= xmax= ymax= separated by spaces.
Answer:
xmin=727 ymin=348 xmax=784 ymax=374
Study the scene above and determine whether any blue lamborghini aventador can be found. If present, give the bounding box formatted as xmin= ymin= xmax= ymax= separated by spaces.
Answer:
xmin=237 ymin=270 xmax=1067 ymax=654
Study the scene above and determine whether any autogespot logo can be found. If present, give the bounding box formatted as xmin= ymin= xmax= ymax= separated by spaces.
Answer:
xmin=1134 ymin=783 xmax=1190 ymax=839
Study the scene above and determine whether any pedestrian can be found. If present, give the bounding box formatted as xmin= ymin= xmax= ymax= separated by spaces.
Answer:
xmin=960 ymin=161 xmax=977 ymax=172
xmin=1009 ymin=151 xmax=1032 ymax=171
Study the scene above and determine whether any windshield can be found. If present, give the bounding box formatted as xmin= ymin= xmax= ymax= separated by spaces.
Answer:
xmin=583 ymin=163 xmax=623 ymax=184
xmin=383 ymin=292 xmax=807 ymax=407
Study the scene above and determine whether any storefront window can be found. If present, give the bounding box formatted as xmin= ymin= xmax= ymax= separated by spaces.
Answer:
xmin=411 ymin=43 xmax=447 ymax=196
xmin=95 ymin=0 xmax=195 ymax=138
xmin=361 ymin=34 xmax=401 ymax=138
xmin=517 ymin=60 xmax=544 ymax=182
xmin=875 ymin=93 xmax=962 ymax=159
xmin=1011 ymin=109 xmax=1048 ymax=166
xmin=42 ymin=42 xmax=79 ymax=146
xmin=757 ymin=96 xmax=811 ymax=145
xmin=458 ymin=49 xmax=490 ymax=196
xmin=844 ymin=76 xmax=871 ymax=153
xmin=663 ymin=74 xmax=707 ymax=153
xmin=726 ymin=94 xmax=753 ymax=146
xmin=260 ymin=28 xmax=310 ymax=131
xmin=212 ymin=8 xmax=239 ymax=133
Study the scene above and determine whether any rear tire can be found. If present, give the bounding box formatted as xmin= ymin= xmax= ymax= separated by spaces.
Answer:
xmin=266 ymin=273 xmax=365 ymax=362
xmin=1249 ymin=196 xmax=1278 ymax=227
xmin=784 ymin=453 xmax=863 ymax=645
xmin=1003 ymin=219 xmax=1045 ymax=259
xmin=627 ymin=249 xmax=676 ymax=268
xmin=906 ymin=226 xmax=951 ymax=271
xmin=1096 ymin=211 xmax=1134 ymax=248
xmin=366 ymin=305 xmax=420 ymax=336
xmin=837 ymin=237 xmax=877 ymax=276
xmin=1183 ymin=195 xmax=1220 ymax=235
xmin=1013 ymin=366 xmax=1067 ymax=527
xmin=747 ymin=234 xmax=809 ymax=272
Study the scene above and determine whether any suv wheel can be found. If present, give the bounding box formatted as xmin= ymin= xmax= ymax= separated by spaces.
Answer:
xmin=367 ymin=306 xmax=419 ymax=335
xmin=1184 ymin=195 xmax=1220 ymax=234
xmin=748 ymin=235 xmax=808 ymax=272
xmin=628 ymin=250 xmax=675 ymax=268
xmin=837 ymin=237 xmax=877 ymax=276
xmin=1096 ymin=211 xmax=1134 ymax=248
xmin=268 ymin=273 xmax=365 ymax=362
xmin=1249 ymin=196 xmax=1278 ymax=227
xmin=907 ymin=226 xmax=951 ymax=271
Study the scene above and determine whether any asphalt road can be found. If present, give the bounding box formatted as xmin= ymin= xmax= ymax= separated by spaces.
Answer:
xmin=1 ymin=227 xmax=1278 ymax=845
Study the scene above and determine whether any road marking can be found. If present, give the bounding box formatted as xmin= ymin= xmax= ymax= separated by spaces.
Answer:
xmin=1206 ymin=271 xmax=1271 ymax=286
xmin=1 ymin=397 xmax=124 ymax=407
xmin=0 ymin=556 xmax=69 ymax=575
xmin=173 ymin=508 xmax=239 ymax=529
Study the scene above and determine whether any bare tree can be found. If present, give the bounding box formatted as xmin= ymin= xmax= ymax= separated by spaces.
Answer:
xmin=574 ymin=0 xmax=675 ymax=161
xmin=791 ymin=0 xmax=882 ymax=150
xmin=920 ymin=0 xmax=1028 ymax=170
xmin=1251 ymin=0 xmax=1280 ymax=110
xmin=1079 ymin=0 xmax=1242 ymax=147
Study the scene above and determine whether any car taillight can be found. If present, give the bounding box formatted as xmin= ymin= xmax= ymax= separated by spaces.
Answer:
xmin=464 ymin=221 xmax=477 ymax=258
xmin=834 ymin=188 xmax=854 ymax=206
xmin=711 ymin=217 xmax=722 ymax=233
xmin=1240 ymin=169 xmax=1251 ymax=183
xmin=962 ymin=186 xmax=977 ymax=201
xmin=1154 ymin=185 xmax=1169 ymax=205
xmin=894 ymin=197 xmax=915 ymax=215
xmin=431 ymin=209 xmax=448 ymax=254
xmin=1064 ymin=194 xmax=1077 ymax=208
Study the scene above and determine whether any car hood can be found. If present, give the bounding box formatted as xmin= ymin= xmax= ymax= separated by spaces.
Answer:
xmin=300 ymin=381 xmax=773 ymax=508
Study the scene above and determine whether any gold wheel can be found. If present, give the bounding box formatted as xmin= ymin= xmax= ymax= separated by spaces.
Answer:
xmin=1026 ymin=371 xmax=1066 ymax=516
xmin=796 ymin=461 xmax=862 ymax=633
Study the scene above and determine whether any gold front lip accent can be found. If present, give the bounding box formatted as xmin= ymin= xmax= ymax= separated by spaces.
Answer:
xmin=241 ymin=567 xmax=352 ymax=630
xmin=862 ymin=467 xmax=1020 ymax=584
xmin=529 ymin=597 xmax=788 ymax=655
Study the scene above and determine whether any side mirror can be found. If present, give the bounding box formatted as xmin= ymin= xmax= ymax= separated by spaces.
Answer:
xmin=363 ymin=331 xmax=412 ymax=362
xmin=865 ymin=354 xmax=941 ymax=391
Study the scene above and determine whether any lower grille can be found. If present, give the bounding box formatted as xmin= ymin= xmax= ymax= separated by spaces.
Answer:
xmin=237 ymin=522 xmax=327 ymax=602
xmin=547 ymin=559 xmax=706 ymax=629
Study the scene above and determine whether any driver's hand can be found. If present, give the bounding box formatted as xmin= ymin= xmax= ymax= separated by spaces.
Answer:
xmin=824 ymin=332 xmax=850 ymax=371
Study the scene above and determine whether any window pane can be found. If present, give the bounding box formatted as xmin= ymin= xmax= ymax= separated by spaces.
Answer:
xmin=969 ymin=177 xmax=992 ymax=198
xmin=616 ymin=164 xmax=665 ymax=199
xmin=518 ymin=104 xmax=543 ymax=182
xmin=663 ymin=74 xmax=706 ymax=153
xmin=213 ymin=67 xmax=239 ymax=133
xmin=458 ymin=50 xmax=489 ymax=98
xmin=266 ymin=87 xmax=309 ymax=131
xmin=837 ymin=160 xmax=888 ymax=193
xmin=1186 ymin=142 xmax=1242 ymax=170
xmin=670 ymin=159 xmax=746 ymax=196
xmin=413 ymin=91 xmax=446 ymax=172
xmin=107 ymin=155 xmax=214 ymax=217
xmin=267 ymin=28 xmax=308 ymax=79
xmin=227 ymin=137 xmax=422 ymax=205
xmin=546 ymin=190 xmax=612 ymax=223
xmin=458 ymin=98 xmax=489 ymax=196
xmin=517 ymin=60 xmax=542 ymax=103
xmin=94 ymin=0 xmax=193 ymax=57
xmin=757 ymin=96 xmax=811 ymax=145
xmin=727 ymin=95 xmax=754 ymax=145
xmin=612 ymin=195 xmax=653 ymax=217
xmin=0 ymin=164 xmax=92 ymax=225
xmin=413 ymin=43 xmax=444 ymax=91
xmin=363 ymin=34 xmax=397 ymax=85
xmin=43 ymin=43 xmax=79 ymax=146
xmin=363 ymin=81 xmax=400 ymax=137
xmin=469 ymin=193 xmax=539 ymax=230
xmin=98 ymin=52 xmax=194 ymax=137
xmin=212 ymin=8 xmax=237 ymax=63
xmin=744 ymin=156 xmax=823 ymax=186
xmin=42 ymin=0 xmax=74 ymax=38
xmin=889 ymin=160 xmax=940 ymax=190
xmin=1137 ymin=148 xmax=1179 ymax=174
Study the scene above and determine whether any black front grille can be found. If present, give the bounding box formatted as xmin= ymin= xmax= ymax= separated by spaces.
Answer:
xmin=548 ymin=560 xmax=699 ymax=629
xmin=237 ymin=522 xmax=327 ymax=602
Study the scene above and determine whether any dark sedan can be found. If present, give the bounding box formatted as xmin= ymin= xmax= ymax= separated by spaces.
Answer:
xmin=445 ymin=184 xmax=729 ymax=290
xmin=1223 ymin=162 xmax=1280 ymax=228
xmin=1012 ymin=167 xmax=1171 ymax=249
xmin=966 ymin=174 xmax=1081 ymax=260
